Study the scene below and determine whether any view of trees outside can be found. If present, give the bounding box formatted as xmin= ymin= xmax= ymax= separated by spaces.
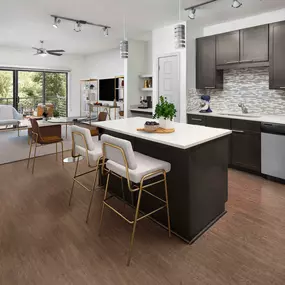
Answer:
xmin=0 ymin=71 xmax=13 ymax=105
xmin=0 ymin=70 xmax=67 ymax=116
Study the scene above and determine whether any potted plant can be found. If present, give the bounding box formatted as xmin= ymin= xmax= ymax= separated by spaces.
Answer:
xmin=153 ymin=96 xmax=177 ymax=129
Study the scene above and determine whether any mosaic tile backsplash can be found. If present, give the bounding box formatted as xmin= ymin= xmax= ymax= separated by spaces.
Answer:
xmin=187 ymin=67 xmax=285 ymax=114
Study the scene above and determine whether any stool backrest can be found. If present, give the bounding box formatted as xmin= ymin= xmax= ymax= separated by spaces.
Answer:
xmin=101 ymin=134 xmax=137 ymax=170
xmin=71 ymin=125 xmax=95 ymax=152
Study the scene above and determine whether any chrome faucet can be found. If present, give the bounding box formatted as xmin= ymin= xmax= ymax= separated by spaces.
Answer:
xmin=238 ymin=103 xmax=248 ymax=114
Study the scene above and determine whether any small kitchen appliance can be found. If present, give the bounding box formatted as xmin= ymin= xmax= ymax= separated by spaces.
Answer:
xmin=138 ymin=96 xmax=148 ymax=109
xmin=199 ymin=95 xmax=212 ymax=113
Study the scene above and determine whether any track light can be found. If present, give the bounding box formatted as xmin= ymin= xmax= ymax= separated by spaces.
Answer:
xmin=188 ymin=8 xmax=196 ymax=20
xmin=53 ymin=17 xmax=61 ymax=28
xmin=74 ymin=21 xmax=82 ymax=32
xmin=232 ymin=0 xmax=242 ymax=8
xmin=103 ymin=27 xmax=109 ymax=37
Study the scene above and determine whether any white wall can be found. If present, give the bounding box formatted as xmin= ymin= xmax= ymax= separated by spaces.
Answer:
xmin=152 ymin=22 xmax=187 ymax=123
xmin=0 ymin=47 xmax=84 ymax=116
xmin=204 ymin=8 xmax=285 ymax=36
xmin=83 ymin=48 xmax=124 ymax=79
xmin=124 ymin=40 xmax=147 ymax=117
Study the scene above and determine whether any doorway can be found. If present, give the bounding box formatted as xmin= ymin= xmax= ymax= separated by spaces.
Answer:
xmin=158 ymin=55 xmax=180 ymax=122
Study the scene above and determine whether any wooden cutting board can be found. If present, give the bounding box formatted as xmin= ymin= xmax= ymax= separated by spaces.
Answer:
xmin=136 ymin=128 xmax=175 ymax=133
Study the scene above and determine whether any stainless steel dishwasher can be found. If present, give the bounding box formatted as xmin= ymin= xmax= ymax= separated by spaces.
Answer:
xmin=261 ymin=122 xmax=285 ymax=179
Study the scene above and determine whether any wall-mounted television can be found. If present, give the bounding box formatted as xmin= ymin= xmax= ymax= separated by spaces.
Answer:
xmin=99 ymin=78 xmax=119 ymax=101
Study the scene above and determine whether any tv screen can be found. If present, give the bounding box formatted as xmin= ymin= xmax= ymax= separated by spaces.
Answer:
xmin=99 ymin=78 xmax=117 ymax=101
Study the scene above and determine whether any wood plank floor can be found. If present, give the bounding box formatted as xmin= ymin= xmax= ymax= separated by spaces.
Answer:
xmin=1 ymin=154 xmax=285 ymax=285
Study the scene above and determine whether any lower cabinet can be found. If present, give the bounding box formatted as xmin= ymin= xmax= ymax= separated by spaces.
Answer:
xmin=231 ymin=131 xmax=261 ymax=172
xmin=187 ymin=114 xmax=261 ymax=173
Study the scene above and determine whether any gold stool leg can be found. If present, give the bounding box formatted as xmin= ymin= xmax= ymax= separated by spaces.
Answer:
xmin=27 ymin=140 xmax=33 ymax=169
xmin=61 ymin=141 xmax=64 ymax=165
xmin=56 ymin=143 xmax=58 ymax=161
xmin=69 ymin=156 xmax=80 ymax=206
xmin=32 ymin=145 xmax=37 ymax=174
xmin=127 ymin=185 xmax=143 ymax=266
xmin=86 ymin=159 xmax=100 ymax=223
xmin=163 ymin=171 xmax=171 ymax=238
xmin=98 ymin=172 xmax=110 ymax=235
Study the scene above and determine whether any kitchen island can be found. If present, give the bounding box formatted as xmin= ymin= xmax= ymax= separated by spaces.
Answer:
xmin=93 ymin=117 xmax=232 ymax=243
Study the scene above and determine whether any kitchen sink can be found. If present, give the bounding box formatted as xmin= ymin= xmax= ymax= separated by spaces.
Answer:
xmin=218 ymin=112 xmax=261 ymax=118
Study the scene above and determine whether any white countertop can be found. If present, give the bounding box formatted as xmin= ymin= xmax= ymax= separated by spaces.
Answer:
xmin=92 ymin=117 xmax=232 ymax=149
xmin=188 ymin=111 xmax=285 ymax=125
xmin=130 ymin=108 xmax=153 ymax=113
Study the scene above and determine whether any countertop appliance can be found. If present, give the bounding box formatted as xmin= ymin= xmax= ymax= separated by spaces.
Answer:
xmin=261 ymin=122 xmax=285 ymax=180
xmin=138 ymin=96 xmax=148 ymax=109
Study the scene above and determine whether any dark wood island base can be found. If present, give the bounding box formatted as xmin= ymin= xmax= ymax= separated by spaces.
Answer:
xmin=99 ymin=128 xmax=230 ymax=244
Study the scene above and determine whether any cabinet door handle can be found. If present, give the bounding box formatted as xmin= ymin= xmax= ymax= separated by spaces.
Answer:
xmin=280 ymin=87 xmax=285 ymax=89
xmin=226 ymin=60 xmax=239 ymax=64
xmin=191 ymin=118 xmax=202 ymax=122
xmin=240 ymin=60 xmax=253 ymax=63
xmin=205 ymin=87 xmax=215 ymax=89
xmin=232 ymin=130 xmax=245 ymax=133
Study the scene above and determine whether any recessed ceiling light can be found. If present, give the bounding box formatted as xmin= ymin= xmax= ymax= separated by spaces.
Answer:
xmin=232 ymin=0 xmax=242 ymax=8
xmin=53 ymin=17 xmax=61 ymax=28
xmin=188 ymin=8 xmax=196 ymax=20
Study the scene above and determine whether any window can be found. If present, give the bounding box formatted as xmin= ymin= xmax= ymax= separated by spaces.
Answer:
xmin=0 ymin=70 xmax=14 ymax=106
xmin=0 ymin=69 xmax=68 ymax=117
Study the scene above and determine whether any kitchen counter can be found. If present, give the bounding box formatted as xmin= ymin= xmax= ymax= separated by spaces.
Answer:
xmin=188 ymin=111 xmax=285 ymax=125
xmin=130 ymin=108 xmax=153 ymax=114
xmin=93 ymin=117 xmax=231 ymax=149
xmin=94 ymin=116 xmax=231 ymax=243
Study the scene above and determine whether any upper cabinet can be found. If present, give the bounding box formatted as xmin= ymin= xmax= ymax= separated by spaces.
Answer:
xmin=215 ymin=26 xmax=269 ymax=66
xmin=269 ymin=21 xmax=285 ymax=89
xmin=240 ymin=25 xmax=269 ymax=63
xmin=196 ymin=36 xmax=223 ymax=89
xmin=216 ymin=31 xmax=240 ymax=65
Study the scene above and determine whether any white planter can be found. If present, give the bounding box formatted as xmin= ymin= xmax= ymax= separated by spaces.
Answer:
xmin=159 ymin=118 xmax=174 ymax=129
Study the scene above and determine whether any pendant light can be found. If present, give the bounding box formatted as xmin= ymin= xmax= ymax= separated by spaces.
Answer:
xmin=174 ymin=0 xmax=186 ymax=49
xmin=120 ymin=16 xmax=128 ymax=59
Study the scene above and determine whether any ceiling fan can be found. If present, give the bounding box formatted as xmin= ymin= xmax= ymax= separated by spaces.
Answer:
xmin=32 ymin=40 xmax=65 ymax=57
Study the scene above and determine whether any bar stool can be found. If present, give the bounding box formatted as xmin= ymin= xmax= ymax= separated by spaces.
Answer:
xmin=69 ymin=125 xmax=103 ymax=223
xmin=99 ymin=134 xmax=171 ymax=266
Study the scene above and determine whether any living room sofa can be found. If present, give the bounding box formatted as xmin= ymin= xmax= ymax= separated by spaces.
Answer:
xmin=0 ymin=105 xmax=23 ymax=136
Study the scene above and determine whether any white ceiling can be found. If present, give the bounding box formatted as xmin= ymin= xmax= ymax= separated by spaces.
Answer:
xmin=0 ymin=0 xmax=285 ymax=55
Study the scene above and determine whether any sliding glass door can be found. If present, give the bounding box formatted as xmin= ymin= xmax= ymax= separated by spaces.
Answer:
xmin=45 ymin=72 xmax=67 ymax=116
xmin=0 ymin=70 xmax=14 ymax=106
xmin=0 ymin=69 xmax=68 ymax=116
xmin=18 ymin=71 xmax=43 ymax=115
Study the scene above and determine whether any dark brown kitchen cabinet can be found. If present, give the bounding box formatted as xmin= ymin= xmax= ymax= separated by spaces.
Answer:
xmin=196 ymin=36 xmax=223 ymax=89
xmin=240 ymin=25 xmax=269 ymax=63
xmin=269 ymin=21 xmax=285 ymax=89
xmin=206 ymin=116 xmax=231 ymax=129
xmin=216 ymin=31 xmax=240 ymax=65
xmin=187 ymin=114 xmax=206 ymax=126
xmin=231 ymin=120 xmax=261 ymax=172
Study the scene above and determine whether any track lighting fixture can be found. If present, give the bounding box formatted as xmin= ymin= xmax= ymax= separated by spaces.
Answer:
xmin=53 ymin=17 xmax=61 ymax=28
xmin=232 ymin=0 xmax=242 ymax=8
xmin=185 ymin=0 xmax=217 ymax=20
xmin=188 ymin=8 xmax=196 ymax=20
xmin=74 ymin=22 xmax=82 ymax=32
xmin=51 ymin=15 xmax=111 ymax=34
xmin=103 ymin=27 xmax=109 ymax=37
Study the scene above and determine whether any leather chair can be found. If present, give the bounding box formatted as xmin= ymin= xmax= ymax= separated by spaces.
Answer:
xmin=27 ymin=119 xmax=63 ymax=173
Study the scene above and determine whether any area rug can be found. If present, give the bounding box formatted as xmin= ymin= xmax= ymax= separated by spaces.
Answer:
xmin=0 ymin=126 xmax=80 ymax=165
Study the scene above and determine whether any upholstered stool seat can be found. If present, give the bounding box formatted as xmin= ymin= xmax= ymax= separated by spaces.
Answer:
xmin=106 ymin=151 xmax=171 ymax=183
xmin=74 ymin=142 xmax=102 ymax=167
xmin=99 ymin=134 xmax=171 ymax=266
